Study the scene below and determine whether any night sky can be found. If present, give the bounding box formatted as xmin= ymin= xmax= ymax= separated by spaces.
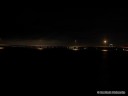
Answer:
xmin=1 ymin=3 xmax=128 ymax=46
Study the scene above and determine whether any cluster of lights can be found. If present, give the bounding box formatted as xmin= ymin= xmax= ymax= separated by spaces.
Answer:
xmin=123 ymin=48 xmax=128 ymax=51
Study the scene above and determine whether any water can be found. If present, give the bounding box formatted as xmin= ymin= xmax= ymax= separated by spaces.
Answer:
xmin=0 ymin=47 xmax=127 ymax=94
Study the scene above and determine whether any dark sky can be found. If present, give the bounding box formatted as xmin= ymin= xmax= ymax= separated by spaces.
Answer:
xmin=1 ymin=3 xmax=128 ymax=45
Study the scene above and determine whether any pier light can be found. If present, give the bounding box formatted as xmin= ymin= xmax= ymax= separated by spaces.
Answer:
xmin=104 ymin=40 xmax=107 ymax=44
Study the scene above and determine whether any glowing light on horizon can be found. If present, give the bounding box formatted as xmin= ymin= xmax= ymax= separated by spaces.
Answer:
xmin=73 ymin=48 xmax=79 ymax=51
xmin=104 ymin=40 xmax=107 ymax=44
xmin=102 ymin=49 xmax=108 ymax=52
xmin=0 ymin=47 xmax=4 ymax=50
xmin=37 ymin=47 xmax=43 ymax=50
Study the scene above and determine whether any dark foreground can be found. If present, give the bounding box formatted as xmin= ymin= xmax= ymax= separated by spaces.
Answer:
xmin=0 ymin=47 xmax=127 ymax=95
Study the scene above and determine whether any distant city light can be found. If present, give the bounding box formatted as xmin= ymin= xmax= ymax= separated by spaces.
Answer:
xmin=37 ymin=47 xmax=43 ymax=50
xmin=73 ymin=48 xmax=79 ymax=51
xmin=123 ymin=48 xmax=128 ymax=51
xmin=102 ymin=49 xmax=108 ymax=52
xmin=84 ymin=48 xmax=86 ymax=50
xmin=69 ymin=46 xmax=79 ymax=51
xmin=0 ymin=47 xmax=4 ymax=50
xmin=109 ymin=44 xmax=113 ymax=47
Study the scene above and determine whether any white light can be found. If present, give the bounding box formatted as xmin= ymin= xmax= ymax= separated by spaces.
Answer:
xmin=73 ymin=48 xmax=79 ymax=51
xmin=104 ymin=40 xmax=107 ymax=44
xmin=37 ymin=47 xmax=43 ymax=50
xmin=109 ymin=44 xmax=113 ymax=47
xmin=72 ymin=47 xmax=79 ymax=51
xmin=84 ymin=48 xmax=86 ymax=49
xmin=0 ymin=47 xmax=4 ymax=50
xmin=102 ymin=49 xmax=108 ymax=52
xmin=124 ymin=49 xmax=128 ymax=51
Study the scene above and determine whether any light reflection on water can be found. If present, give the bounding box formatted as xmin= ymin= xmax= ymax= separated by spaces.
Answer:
xmin=0 ymin=47 xmax=127 ymax=90
xmin=100 ymin=48 xmax=110 ymax=86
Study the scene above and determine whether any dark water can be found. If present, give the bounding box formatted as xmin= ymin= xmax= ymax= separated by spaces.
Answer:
xmin=0 ymin=47 xmax=127 ymax=95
